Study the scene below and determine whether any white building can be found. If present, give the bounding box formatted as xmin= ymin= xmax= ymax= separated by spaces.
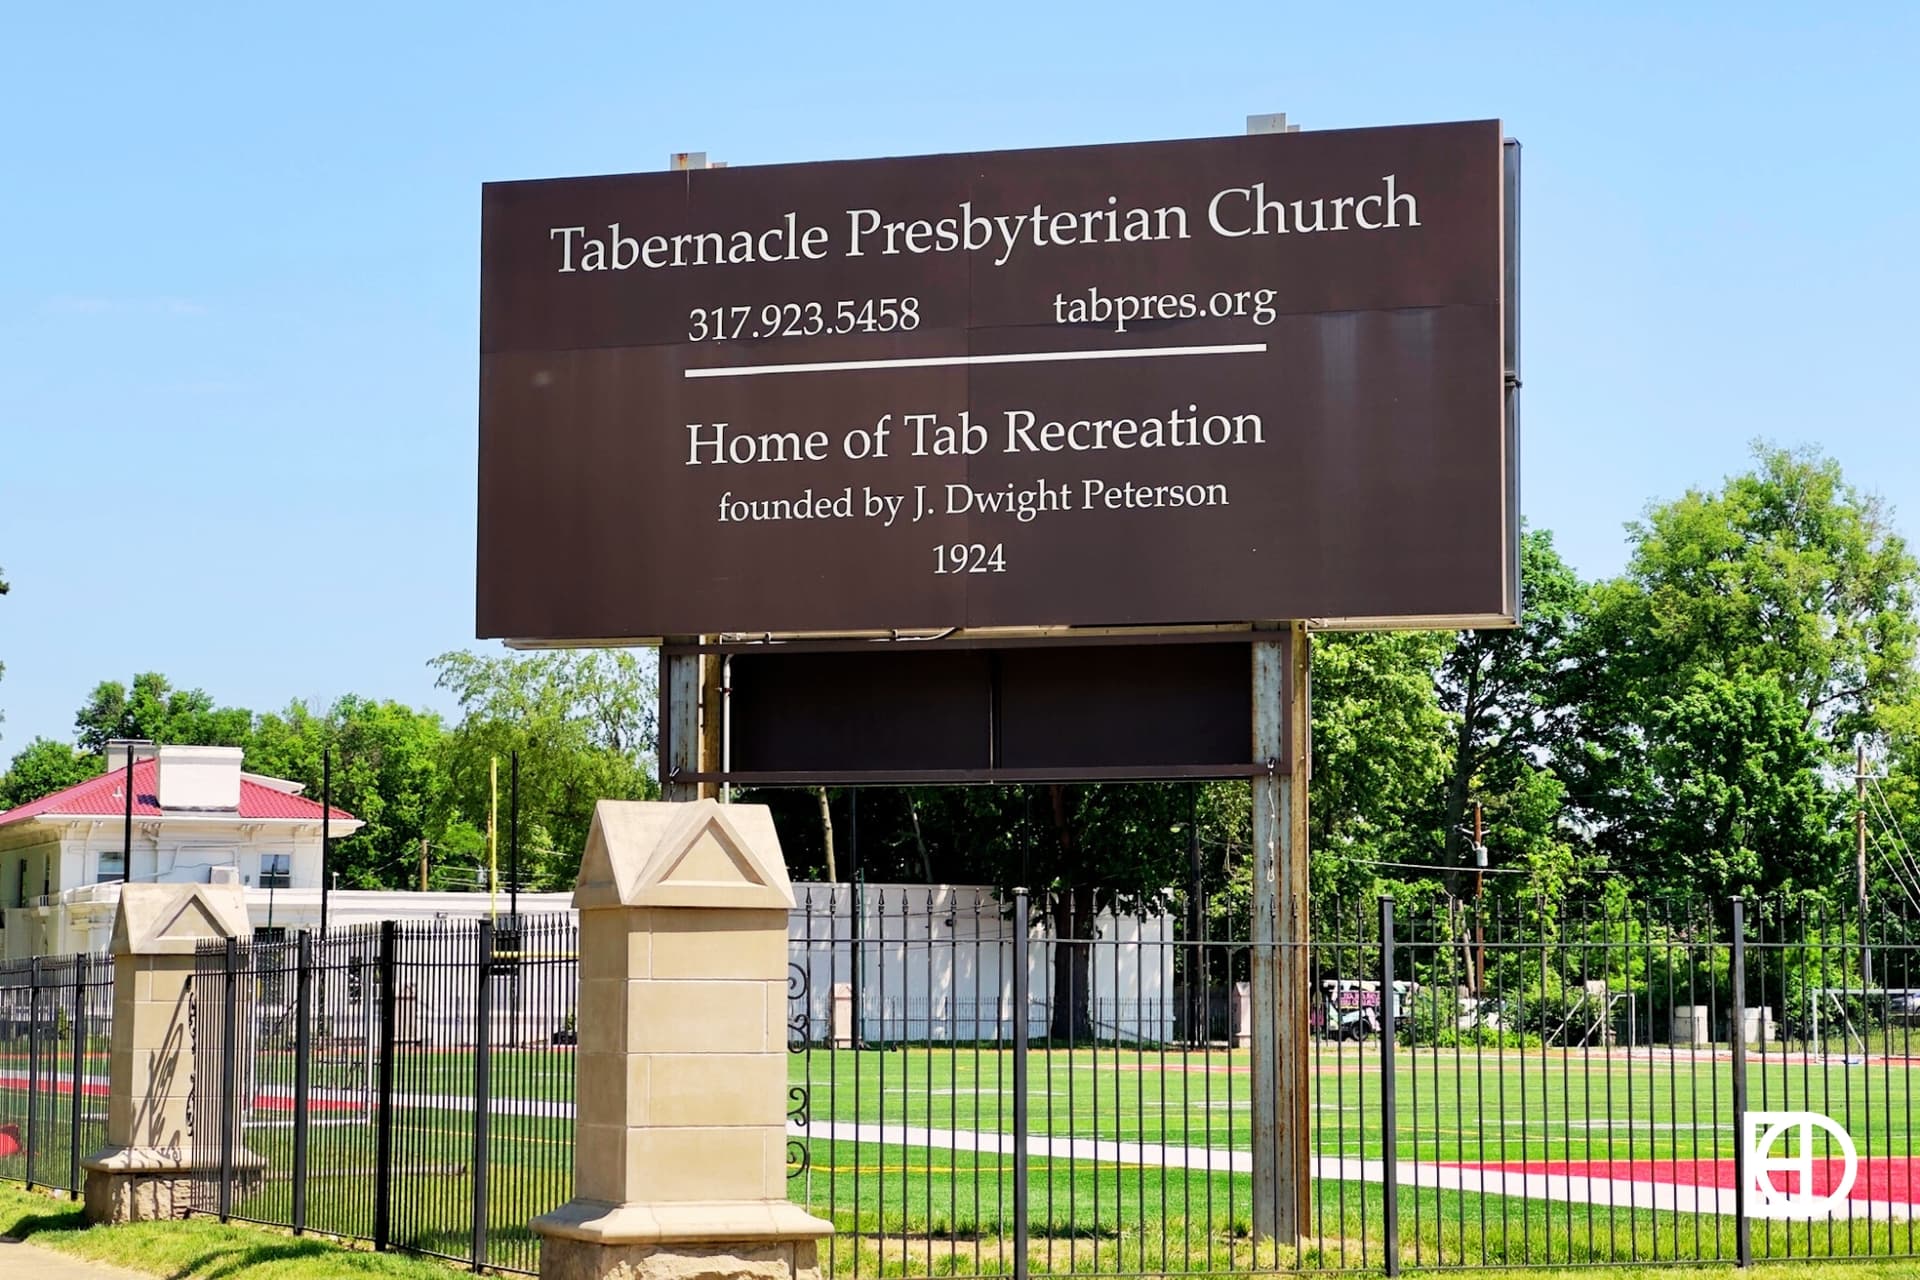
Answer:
xmin=0 ymin=742 xmax=572 ymax=959
xmin=788 ymin=883 xmax=1176 ymax=1044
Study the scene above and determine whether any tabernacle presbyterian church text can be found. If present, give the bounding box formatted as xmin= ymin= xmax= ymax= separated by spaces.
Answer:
xmin=548 ymin=175 xmax=1421 ymax=273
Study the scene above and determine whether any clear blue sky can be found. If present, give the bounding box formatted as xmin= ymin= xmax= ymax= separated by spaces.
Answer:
xmin=2 ymin=4 xmax=1915 ymax=756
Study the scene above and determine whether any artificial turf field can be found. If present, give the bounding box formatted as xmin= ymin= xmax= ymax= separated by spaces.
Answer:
xmin=8 ymin=1041 xmax=1920 ymax=1274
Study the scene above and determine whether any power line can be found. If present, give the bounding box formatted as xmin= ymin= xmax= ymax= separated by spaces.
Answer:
xmin=1340 ymin=857 xmax=1528 ymax=876
xmin=1864 ymin=776 xmax=1920 ymax=911
xmin=1863 ymin=776 xmax=1920 ymax=887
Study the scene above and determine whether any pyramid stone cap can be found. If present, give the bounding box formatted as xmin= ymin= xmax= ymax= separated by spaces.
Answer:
xmin=111 ymin=883 xmax=251 ymax=956
xmin=575 ymin=800 xmax=794 ymax=911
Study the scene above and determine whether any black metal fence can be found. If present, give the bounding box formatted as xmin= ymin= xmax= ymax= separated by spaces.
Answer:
xmin=12 ymin=890 xmax=1920 ymax=1278
xmin=787 ymin=886 xmax=1920 ymax=1276
xmin=0 ymin=953 xmax=113 ymax=1199
xmin=184 ymin=913 xmax=577 ymax=1275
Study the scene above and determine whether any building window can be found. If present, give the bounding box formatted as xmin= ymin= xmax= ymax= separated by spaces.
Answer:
xmin=13 ymin=858 xmax=23 ymax=907
xmin=96 ymin=849 xmax=126 ymax=885
xmin=259 ymin=854 xmax=292 ymax=890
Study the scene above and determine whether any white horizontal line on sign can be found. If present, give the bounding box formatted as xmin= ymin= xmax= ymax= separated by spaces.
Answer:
xmin=683 ymin=342 xmax=1268 ymax=380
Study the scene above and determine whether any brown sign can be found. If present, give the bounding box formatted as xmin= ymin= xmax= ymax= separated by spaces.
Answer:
xmin=478 ymin=121 xmax=1516 ymax=642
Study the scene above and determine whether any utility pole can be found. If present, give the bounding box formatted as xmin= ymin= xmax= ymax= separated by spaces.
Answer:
xmin=510 ymin=751 xmax=520 ymax=920
xmin=320 ymin=749 xmax=331 ymax=937
xmin=1859 ymin=740 xmax=1872 ymax=986
xmin=419 ymin=838 xmax=429 ymax=894
xmin=121 ymin=744 xmax=135 ymax=884
xmin=1473 ymin=801 xmax=1486 ymax=995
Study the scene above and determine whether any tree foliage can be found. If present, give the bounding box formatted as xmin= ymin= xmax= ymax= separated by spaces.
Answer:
xmin=244 ymin=697 xmax=449 ymax=890
xmin=430 ymin=649 xmax=659 ymax=889
xmin=0 ymin=737 xmax=101 ymax=810
xmin=1565 ymin=443 xmax=1920 ymax=901
xmin=1305 ymin=630 xmax=1454 ymax=897
xmin=74 ymin=672 xmax=252 ymax=753
xmin=1436 ymin=531 xmax=1584 ymax=858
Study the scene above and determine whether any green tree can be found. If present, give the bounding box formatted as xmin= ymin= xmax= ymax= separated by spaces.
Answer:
xmin=1476 ymin=764 xmax=1580 ymax=925
xmin=1566 ymin=443 xmax=1920 ymax=901
xmin=1306 ymin=630 xmax=1455 ymax=899
xmin=1435 ymin=530 xmax=1585 ymax=876
xmin=1638 ymin=669 xmax=1838 ymax=898
xmin=0 ymin=737 xmax=102 ymax=809
xmin=245 ymin=697 xmax=449 ymax=891
xmin=430 ymin=649 xmax=658 ymax=889
xmin=74 ymin=672 xmax=252 ymax=752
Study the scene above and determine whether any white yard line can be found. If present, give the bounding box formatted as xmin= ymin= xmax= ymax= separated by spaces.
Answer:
xmin=793 ymin=1118 xmax=1920 ymax=1222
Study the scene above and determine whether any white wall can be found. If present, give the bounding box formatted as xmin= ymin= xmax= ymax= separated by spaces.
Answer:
xmin=71 ymin=821 xmax=326 ymax=891
xmin=6 ymin=875 xmax=1178 ymax=1050
xmin=787 ymin=883 xmax=1176 ymax=1044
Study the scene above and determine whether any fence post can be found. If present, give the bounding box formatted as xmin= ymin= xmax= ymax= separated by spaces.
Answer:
xmin=292 ymin=931 xmax=313 ymax=1235
xmin=218 ymin=937 xmax=239 ymax=1222
xmin=374 ymin=919 xmax=398 ymax=1252
xmin=529 ymin=800 xmax=831 ymax=1280
xmin=472 ymin=919 xmax=494 ymax=1270
xmin=1730 ymin=899 xmax=1750 ymax=1267
xmin=69 ymin=954 xmax=86 ymax=1199
xmin=25 ymin=957 xmax=39 ymax=1190
xmin=1380 ymin=897 xmax=1400 ymax=1278
xmin=81 ymin=884 xmax=249 ymax=1222
xmin=1012 ymin=889 xmax=1030 ymax=1280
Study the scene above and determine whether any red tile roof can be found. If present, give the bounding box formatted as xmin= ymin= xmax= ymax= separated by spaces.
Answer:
xmin=0 ymin=759 xmax=355 ymax=829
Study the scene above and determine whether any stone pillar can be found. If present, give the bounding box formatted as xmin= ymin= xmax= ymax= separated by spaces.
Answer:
xmin=82 ymin=882 xmax=250 ymax=1222
xmin=533 ymin=800 xmax=832 ymax=1280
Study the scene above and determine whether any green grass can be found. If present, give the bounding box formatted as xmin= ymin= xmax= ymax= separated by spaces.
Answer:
xmin=228 ymin=1103 xmax=567 ymax=1269
xmin=0 ymin=1182 xmax=461 ymax=1278
xmin=785 ymin=1041 xmax=1920 ymax=1273
xmin=796 ymin=1041 xmax=1917 ymax=1160
xmin=231 ymin=1037 xmax=1916 ymax=1162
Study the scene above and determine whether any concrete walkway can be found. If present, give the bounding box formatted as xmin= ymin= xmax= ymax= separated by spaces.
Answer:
xmin=0 ymin=1237 xmax=144 ymax=1279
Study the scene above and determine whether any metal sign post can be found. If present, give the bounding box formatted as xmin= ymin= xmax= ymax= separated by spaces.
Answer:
xmin=1250 ymin=622 xmax=1310 ymax=1239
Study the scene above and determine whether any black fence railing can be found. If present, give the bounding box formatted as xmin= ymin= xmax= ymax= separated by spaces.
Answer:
xmin=185 ymin=913 xmax=577 ymax=1275
xmin=786 ymin=886 xmax=1920 ymax=1276
xmin=0 ymin=952 xmax=113 ymax=1199
xmin=12 ymin=888 xmax=1920 ymax=1277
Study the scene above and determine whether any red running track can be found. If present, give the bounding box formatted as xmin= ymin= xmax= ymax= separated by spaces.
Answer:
xmin=1450 ymin=1156 xmax=1920 ymax=1203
